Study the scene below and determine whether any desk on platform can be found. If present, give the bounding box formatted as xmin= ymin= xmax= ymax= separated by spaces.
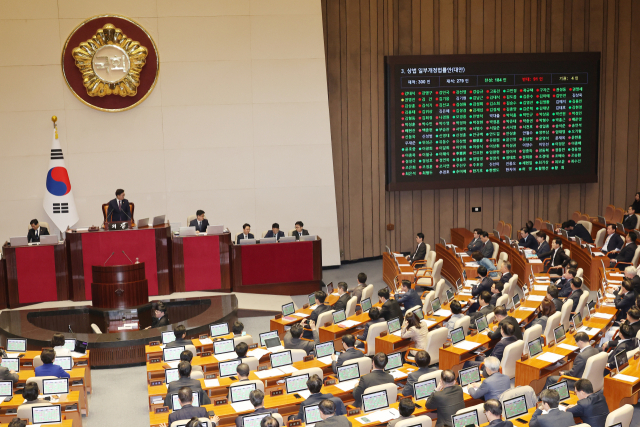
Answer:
xmin=554 ymin=233 xmax=606 ymax=291
xmin=604 ymin=349 xmax=640 ymax=410
xmin=172 ymin=233 xmax=232 ymax=293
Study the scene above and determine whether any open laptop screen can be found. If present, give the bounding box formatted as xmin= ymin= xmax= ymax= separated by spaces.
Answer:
xmin=458 ymin=366 xmax=481 ymax=387
xmin=452 ymin=410 xmax=478 ymax=427
xmin=362 ymin=390 xmax=389 ymax=413
xmin=360 ymin=298 xmax=372 ymax=313
xmin=32 ymin=405 xmax=61 ymax=425
xmin=259 ymin=331 xmax=279 ymax=347
xmin=548 ymin=380 xmax=570 ymax=402
xmin=285 ymin=373 xmax=309 ymax=394
xmin=210 ymin=323 xmax=229 ymax=338
xmin=503 ymin=395 xmax=528 ymax=420
xmin=413 ymin=378 xmax=436 ymax=400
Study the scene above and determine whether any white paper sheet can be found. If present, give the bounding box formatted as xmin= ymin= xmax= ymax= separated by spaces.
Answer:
xmin=592 ymin=312 xmax=614 ymax=319
xmin=254 ymin=368 xmax=284 ymax=379
xmin=610 ymin=273 xmax=625 ymax=277
xmin=529 ymin=259 xmax=543 ymax=264
xmin=536 ymin=352 xmax=565 ymax=363
xmin=338 ymin=320 xmax=360 ymax=328
xmin=355 ymin=409 xmax=400 ymax=424
xmin=613 ymin=374 xmax=639 ymax=383
xmin=453 ymin=341 xmax=482 ymax=350
xmin=434 ymin=309 xmax=452 ymax=317
xmin=518 ymin=307 xmax=536 ymax=311
xmin=533 ymin=285 xmax=548 ymax=291
xmin=204 ymin=379 xmax=220 ymax=388
xmin=608 ymin=280 xmax=622 ymax=284
xmin=215 ymin=352 xmax=240 ymax=362
xmin=535 ymin=278 xmax=551 ymax=282
xmin=422 ymin=320 xmax=437 ymax=328
xmin=465 ymin=280 xmax=479 ymax=286
xmin=199 ymin=338 xmax=213 ymax=345
xmin=266 ymin=345 xmax=285 ymax=353
xmin=247 ymin=349 xmax=269 ymax=360
xmin=279 ymin=365 xmax=298 ymax=374
xmin=557 ymin=343 xmax=579 ymax=351
xmin=459 ymin=292 xmax=473 ymax=296
xmin=291 ymin=313 xmax=309 ymax=318
xmin=317 ymin=355 xmax=333 ymax=365
xmin=392 ymin=331 xmax=403 ymax=337
xmin=335 ymin=379 xmax=359 ymax=391
xmin=70 ymin=352 xmax=86 ymax=358
xmin=389 ymin=370 xmax=406 ymax=379
xmin=515 ymin=319 xmax=524 ymax=324
xmin=297 ymin=390 xmax=312 ymax=399
xmin=165 ymin=361 xmax=180 ymax=369
xmin=231 ymin=401 xmax=255 ymax=413
xmin=592 ymin=252 xmax=605 ymax=257
xmin=527 ymin=295 xmax=545 ymax=301
xmin=465 ymin=262 xmax=480 ymax=267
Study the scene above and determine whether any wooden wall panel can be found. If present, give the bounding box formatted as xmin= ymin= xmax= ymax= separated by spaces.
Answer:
xmin=321 ymin=0 xmax=640 ymax=261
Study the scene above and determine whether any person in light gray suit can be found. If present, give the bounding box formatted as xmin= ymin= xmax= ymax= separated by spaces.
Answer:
xmin=529 ymin=389 xmax=575 ymax=427
xmin=480 ymin=231 xmax=494 ymax=258
xmin=401 ymin=350 xmax=437 ymax=397
xmin=467 ymin=357 xmax=511 ymax=401
xmin=544 ymin=332 xmax=598 ymax=390
xmin=331 ymin=334 xmax=363 ymax=373
xmin=164 ymin=361 xmax=211 ymax=407
xmin=284 ymin=323 xmax=316 ymax=355
xmin=314 ymin=399 xmax=352 ymax=427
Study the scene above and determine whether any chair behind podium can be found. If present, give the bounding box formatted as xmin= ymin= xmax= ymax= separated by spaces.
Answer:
xmin=102 ymin=202 xmax=135 ymax=227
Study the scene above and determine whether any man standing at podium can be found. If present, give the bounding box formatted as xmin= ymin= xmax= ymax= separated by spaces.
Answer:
xmin=27 ymin=219 xmax=49 ymax=243
xmin=106 ymin=189 xmax=131 ymax=222
xmin=189 ymin=210 xmax=208 ymax=232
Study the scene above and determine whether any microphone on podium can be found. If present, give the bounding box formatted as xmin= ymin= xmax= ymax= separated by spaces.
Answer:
xmin=122 ymin=250 xmax=134 ymax=264
xmin=104 ymin=252 xmax=115 ymax=266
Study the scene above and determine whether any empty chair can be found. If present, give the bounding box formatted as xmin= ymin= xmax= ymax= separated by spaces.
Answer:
xmin=560 ymin=300 xmax=573 ymax=331
xmin=594 ymin=228 xmax=606 ymax=248
xmin=425 ymin=251 xmax=436 ymax=269
xmin=423 ymin=328 xmax=448 ymax=365
xmin=421 ymin=278 xmax=444 ymax=302
xmin=361 ymin=284 xmax=374 ymax=302
xmin=416 ymin=260 xmax=443 ymax=290
xmin=506 ymin=275 xmax=519 ymax=299
xmin=345 ymin=296 xmax=358 ymax=318
xmin=422 ymin=291 xmax=435 ymax=317
xmin=315 ymin=310 xmax=335 ymax=328
xmin=613 ymin=207 xmax=624 ymax=224
xmin=242 ymin=356 xmax=259 ymax=371
xmin=491 ymin=243 xmax=499 ymax=260
xmin=394 ymin=415 xmax=432 ymax=427
xmin=290 ymin=349 xmax=307 ymax=363
xmin=363 ymin=383 xmax=398 ymax=406
xmin=604 ymin=404 xmax=634 ymax=427
xmin=343 ymin=357 xmax=373 ymax=376
xmin=542 ymin=312 xmax=561 ymax=345
xmin=522 ymin=325 xmax=542 ymax=355
xmin=453 ymin=315 xmax=470 ymax=335
xmin=574 ymin=291 xmax=589 ymax=315
xmin=571 ymin=211 xmax=581 ymax=223
xmin=91 ymin=323 xmax=102 ymax=334
xmin=503 ymin=223 xmax=512 ymax=239
xmin=500 ymin=340 xmax=524 ymax=379
xmin=356 ymin=322 xmax=387 ymax=356
xmin=455 ymin=403 xmax=488 ymax=426
xmin=499 ymin=385 xmax=537 ymax=410
xmin=604 ymin=205 xmax=615 ymax=222
xmin=497 ymin=221 xmax=505 ymax=236
xmin=233 ymin=335 xmax=254 ymax=347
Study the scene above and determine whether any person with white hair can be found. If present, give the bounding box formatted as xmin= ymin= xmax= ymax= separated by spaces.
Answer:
xmin=467 ymin=356 xmax=511 ymax=401
xmin=624 ymin=265 xmax=640 ymax=295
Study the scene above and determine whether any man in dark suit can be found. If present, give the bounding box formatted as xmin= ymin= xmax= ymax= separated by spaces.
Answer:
xmin=424 ymin=370 xmax=465 ymax=427
xmin=490 ymin=282 xmax=503 ymax=307
xmin=603 ymin=307 xmax=640 ymax=351
xmin=547 ymin=285 xmax=563 ymax=313
xmin=499 ymin=262 xmax=513 ymax=285
xmin=539 ymin=238 xmax=571 ymax=274
xmin=235 ymin=390 xmax=277 ymax=427
xmin=168 ymin=387 xmax=218 ymax=425
xmin=303 ymin=291 xmax=332 ymax=339
xmin=401 ymin=350 xmax=436 ymax=397
xmin=466 ymin=228 xmax=484 ymax=256
xmin=469 ymin=291 xmax=495 ymax=330
xmin=556 ymin=268 xmax=577 ymax=298
xmin=468 ymin=266 xmax=493 ymax=313
xmin=27 ymin=219 xmax=50 ymax=243
xmin=283 ymin=323 xmax=316 ymax=355
xmin=559 ymin=220 xmax=593 ymax=243
xmin=519 ymin=228 xmax=537 ymax=249
xmin=164 ymin=361 xmax=212 ymax=407
xmin=530 ymin=389 xmax=575 ymax=427
xmin=488 ymin=306 xmax=523 ymax=341
xmin=395 ymin=280 xmax=422 ymax=315
xmin=602 ymin=224 xmax=624 ymax=257
xmin=480 ymin=231 xmax=494 ymax=258
xmin=624 ymin=206 xmax=638 ymax=230
xmin=488 ymin=323 xmax=518 ymax=362
xmin=349 ymin=273 xmax=367 ymax=303
xmin=236 ymin=223 xmax=255 ymax=244
xmin=406 ymin=233 xmax=427 ymax=264
xmin=167 ymin=325 xmax=194 ymax=348
xmin=614 ymin=279 xmax=636 ymax=320
xmin=356 ymin=307 xmax=385 ymax=350
xmin=331 ymin=334 xmax=363 ymax=373
xmin=352 ymin=353 xmax=395 ymax=407
xmin=567 ymin=379 xmax=609 ymax=427
xmin=378 ymin=288 xmax=402 ymax=321
xmin=188 ymin=210 xmax=209 ymax=232
xmin=545 ymin=332 xmax=597 ymax=390
xmin=611 ymin=232 xmax=638 ymax=270
xmin=567 ymin=278 xmax=584 ymax=312
xmin=293 ymin=221 xmax=309 ymax=239
xmin=535 ymin=233 xmax=551 ymax=259
xmin=263 ymin=223 xmax=285 ymax=241
xmin=295 ymin=374 xmax=346 ymax=420
xmin=314 ymin=399 xmax=351 ymax=427
xmin=106 ymin=188 xmax=132 ymax=223
xmin=331 ymin=282 xmax=351 ymax=312
xmin=606 ymin=324 xmax=637 ymax=372
xmin=484 ymin=399 xmax=513 ymax=427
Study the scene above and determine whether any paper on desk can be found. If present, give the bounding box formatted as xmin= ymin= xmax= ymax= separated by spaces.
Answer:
xmin=309 ymin=304 xmax=318 ymax=310
xmin=462 ymin=386 xmax=470 ymax=395
xmin=459 ymin=301 xmax=468 ymax=306
xmin=515 ymin=319 xmax=524 ymax=324
xmin=331 ymin=293 xmax=340 ymax=296
xmin=70 ymin=352 xmax=86 ymax=358
xmin=204 ymin=379 xmax=220 ymax=388
xmin=465 ymin=262 xmax=480 ymax=267
xmin=267 ymin=345 xmax=285 ymax=353
xmin=165 ymin=361 xmax=180 ymax=369
xmin=423 ymin=320 xmax=437 ymax=328
xmin=317 ymin=355 xmax=333 ymax=365
xmin=592 ymin=252 xmax=605 ymax=257
xmin=355 ymin=409 xmax=400 ymax=424
xmin=338 ymin=320 xmax=360 ymax=328
xmin=231 ymin=401 xmax=256 ymax=413
xmin=118 ymin=325 xmax=134 ymax=330
xmin=613 ymin=374 xmax=639 ymax=383
xmin=536 ymin=352 xmax=565 ymax=363
xmin=608 ymin=280 xmax=622 ymax=284
xmin=335 ymin=379 xmax=359 ymax=391
xmin=533 ymin=285 xmax=548 ymax=291
xmin=529 ymin=259 xmax=543 ymax=264
xmin=558 ymin=343 xmax=579 ymax=351
xmin=159 ymin=345 xmax=166 ymax=349
xmin=392 ymin=331 xmax=403 ymax=337
xmin=5 ymin=352 xmax=21 ymax=358
xmin=459 ymin=292 xmax=473 ymax=296
xmin=291 ymin=312 xmax=309 ymax=318
xmin=199 ymin=338 xmax=213 ymax=345
xmin=389 ymin=369 xmax=406 ymax=379
xmin=279 ymin=365 xmax=298 ymax=374
xmin=577 ymin=326 xmax=596 ymax=335
xmin=592 ymin=312 xmax=614 ymax=320
xmin=610 ymin=272 xmax=625 ymax=277
xmin=297 ymin=390 xmax=312 ymax=399
xmin=215 ymin=352 xmax=240 ymax=362
xmin=605 ymin=293 xmax=616 ymax=299
xmin=434 ymin=309 xmax=452 ymax=317
xmin=535 ymin=277 xmax=551 ymax=282
xmin=518 ymin=307 xmax=536 ymax=311
xmin=465 ymin=280 xmax=479 ymax=286
xmin=453 ymin=340 xmax=482 ymax=350
xmin=247 ymin=349 xmax=269 ymax=360
xmin=527 ymin=295 xmax=545 ymax=302
xmin=480 ymin=329 xmax=490 ymax=335
xmin=254 ymin=368 xmax=284 ymax=379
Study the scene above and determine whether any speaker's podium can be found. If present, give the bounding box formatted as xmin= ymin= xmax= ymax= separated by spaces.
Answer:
xmin=91 ymin=263 xmax=148 ymax=309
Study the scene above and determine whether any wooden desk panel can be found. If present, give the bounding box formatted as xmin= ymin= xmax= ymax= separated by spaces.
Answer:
xmin=451 ymin=228 xmax=474 ymax=249
xmin=172 ymin=233 xmax=232 ymax=293
xmin=603 ymin=349 xmax=640 ymax=410
xmin=382 ymin=253 xmax=414 ymax=289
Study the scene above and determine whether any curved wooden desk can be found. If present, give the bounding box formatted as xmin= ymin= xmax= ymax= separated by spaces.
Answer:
xmin=91 ymin=263 xmax=148 ymax=309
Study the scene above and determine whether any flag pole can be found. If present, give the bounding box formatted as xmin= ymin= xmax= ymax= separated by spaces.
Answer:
xmin=52 ymin=115 xmax=58 ymax=139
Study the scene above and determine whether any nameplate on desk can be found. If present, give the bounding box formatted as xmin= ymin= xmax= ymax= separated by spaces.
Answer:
xmin=200 ymin=334 xmax=209 ymax=340
xmin=324 ymin=322 xmax=332 ymax=327
xmin=270 ymin=389 xmax=283 ymax=397
xmin=509 ymin=307 xmax=515 ymax=313
xmin=355 ymin=309 xmax=362 ymax=316
xmin=303 ymin=303 xmax=309 ymax=309
xmin=149 ymin=341 xmax=160 ymax=347
xmin=469 ymin=330 xmax=477 ymax=336
xmin=380 ymin=331 xmax=388 ymax=337
xmin=150 ymin=358 xmax=161 ymax=364
xmin=288 ymin=421 xmax=302 ymax=427
xmin=303 ymin=355 xmax=314 ymax=362
xmin=521 ymin=354 xmax=529 ymax=362
xmin=249 ymin=343 xmax=258 ymax=349
xmin=548 ymin=340 xmax=555 ymax=347
xmin=258 ymin=365 xmax=268 ymax=371
xmin=206 ymin=374 xmax=217 ymax=379
xmin=155 ymin=407 xmax=169 ymax=414
xmin=150 ymin=380 xmax=162 ymax=386
xmin=324 ymin=378 xmax=336 ymax=386
xmin=275 ymin=314 xmax=282 ymax=319
xmin=635 ymin=352 xmax=640 ymax=360
xmin=569 ymin=326 xmax=575 ymax=334
xmin=347 ymin=408 xmax=361 ymax=416
xmin=108 ymin=222 xmax=130 ymax=230
xmin=443 ymin=341 xmax=451 ymax=348
xmin=202 ymin=352 xmax=212 ymax=357
xmin=610 ymin=368 xmax=618 ymax=377
xmin=215 ymin=398 xmax=228 ymax=406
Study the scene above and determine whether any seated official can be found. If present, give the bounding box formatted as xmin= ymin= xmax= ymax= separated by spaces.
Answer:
xmin=472 ymin=251 xmax=498 ymax=278
xmin=27 ymin=219 xmax=49 ymax=243
xmin=614 ymin=278 xmax=636 ymax=320
xmin=558 ymin=220 xmax=593 ymax=243
xmin=35 ymin=349 xmax=70 ymax=378
xmin=624 ymin=205 xmax=638 ymax=229
xmin=180 ymin=350 xmax=203 ymax=373
xmin=284 ymin=323 xmax=316 ymax=355
xmin=0 ymin=353 xmax=18 ymax=383
xmin=293 ymin=221 xmax=309 ymax=239
xmin=524 ymin=220 xmax=537 ymax=232
xmin=605 ymin=324 xmax=637 ymax=374
xmin=487 ymin=306 xmax=523 ymax=341
xmin=499 ymin=262 xmax=513 ymax=284
xmin=19 ymin=383 xmax=49 ymax=408
xmin=406 ymin=233 xmax=427 ymax=264
xmin=395 ymin=280 xmax=422 ymax=315
xmin=315 ymin=399 xmax=352 ymax=427
xmin=235 ymin=342 xmax=249 ymax=359
xmin=519 ymin=227 xmax=537 ymax=249
xmin=164 ymin=361 xmax=211 ymax=407
xmin=401 ymin=350 xmax=436 ymax=397
xmin=260 ymin=417 xmax=279 ymax=427
xmin=189 ymin=210 xmax=209 ymax=232
xmin=352 ymin=353 xmax=395 ymax=408
xmin=331 ymin=334 xmax=363 ymax=373
xmin=547 ymin=285 xmax=563 ymax=313
xmin=466 ymin=228 xmax=484 ymax=256
xmin=235 ymin=390 xmax=277 ymax=427
xmin=480 ymin=231 xmax=494 ymax=258
xmin=566 ymin=278 xmax=584 ymax=312
xmin=350 ymin=272 xmax=367 ymax=303
xmin=296 ymin=374 xmax=346 ymax=420
xmin=167 ymin=325 xmax=194 ymax=348
xmin=51 ymin=333 xmax=71 ymax=357
xmin=400 ymin=312 xmax=428 ymax=355
xmin=356 ymin=307 xmax=385 ymax=349
xmin=468 ymin=265 xmax=493 ymax=313
xmin=602 ymin=223 xmax=624 ymax=257
xmin=331 ymin=282 xmax=351 ymax=311
xmin=567 ymin=379 xmax=609 ymax=427
xmin=490 ymin=282 xmax=503 ymax=306
xmin=602 ymin=307 xmax=640 ymax=350
xmin=378 ymin=288 xmax=402 ymax=321
xmin=484 ymin=399 xmax=513 ymax=427
xmin=469 ymin=291 xmax=495 ymax=330
xmin=467 ymin=356 xmax=510 ymax=401
xmin=463 ymin=323 xmax=518 ymax=372
xmin=106 ymin=188 xmax=131 ymax=223
xmin=147 ymin=302 xmax=169 ymax=329
xmin=610 ymin=232 xmax=638 ymax=270
xmin=232 ymin=321 xmax=245 ymax=337
xmin=388 ymin=398 xmax=416 ymax=427
xmin=264 ymin=223 xmax=285 ymax=240
xmin=445 ymin=301 xmax=464 ymax=336
xmin=228 ymin=363 xmax=251 ymax=391
xmin=302 ymin=291 xmax=332 ymax=339
xmin=545 ymin=332 xmax=597 ymax=390
xmin=425 ymin=370 xmax=465 ymax=427
xmin=8 ymin=419 xmax=26 ymax=427
xmin=555 ymin=268 xmax=577 ymax=298
xmin=237 ymin=223 xmax=255 ymax=244
xmin=535 ymin=232 xmax=551 ymax=259
xmin=168 ymin=387 xmax=218 ymax=426
xmin=530 ymin=389 xmax=575 ymax=427
xmin=539 ymin=238 xmax=570 ymax=273
xmin=526 ymin=299 xmax=555 ymax=331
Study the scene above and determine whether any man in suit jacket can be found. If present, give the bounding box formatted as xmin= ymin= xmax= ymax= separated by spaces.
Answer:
xmin=188 ymin=210 xmax=209 ymax=232
xmin=547 ymin=285 xmax=563 ymax=313
xmin=536 ymin=233 xmax=551 ymax=259
xmin=27 ymin=219 xmax=49 ymax=243
xmin=602 ymin=224 xmax=624 ymax=257
xmin=545 ymin=332 xmax=597 ymax=390
xmin=378 ymin=288 xmax=402 ymax=321
xmin=395 ymin=281 xmax=422 ymax=315
xmin=614 ymin=279 xmax=636 ymax=320
xmin=263 ymin=223 xmax=285 ymax=241
xmin=484 ymin=399 xmax=514 ymax=427
xmin=331 ymin=334 xmax=363 ymax=373
xmin=284 ymin=323 xmax=316 ymax=355
xmin=34 ymin=349 xmax=70 ymax=378
xmin=105 ymin=188 xmax=131 ymax=223
xmin=295 ymin=375 xmax=346 ymax=420
xmin=555 ymin=268 xmax=577 ymax=298
xmin=606 ymin=324 xmax=637 ymax=371
xmin=168 ymin=386 xmax=217 ymax=425
xmin=499 ymin=262 xmax=513 ymax=285
xmin=539 ymin=238 xmax=570 ymax=273
xmin=490 ymin=282 xmax=503 ymax=307
xmin=611 ymin=232 xmax=638 ymax=269
xmin=489 ymin=323 xmax=518 ymax=362
xmin=468 ymin=356 xmax=511 ymax=400
xmin=167 ymin=325 xmax=194 ymax=348
xmin=401 ymin=350 xmax=437 ymax=397
xmin=424 ymin=370 xmax=465 ymax=427
xmin=164 ymin=361 xmax=212 ymax=407
xmin=480 ymin=231 xmax=494 ymax=258
xmin=469 ymin=292 xmax=495 ymax=330
xmin=624 ymin=206 xmax=638 ymax=230
xmin=331 ymin=282 xmax=351 ymax=312
xmin=519 ymin=228 xmax=537 ymax=249
xmin=468 ymin=266 xmax=494 ymax=313
xmin=349 ymin=273 xmax=367 ymax=303
xmin=560 ymin=220 xmax=593 ymax=243
xmin=388 ymin=398 xmax=416 ymax=427
xmin=604 ymin=307 xmax=640 ymax=350
xmin=567 ymin=379 xmax=609 ymax=427
xmin=236 ymin=223 xmax=255 ymax=244
xmin=566 ymin=278 xmax=584 ymax=312
xmin=315 ymin=399 xmax=352 ymax=427
xmin=488 ymin=307 xmax=523 ymax=341
xmin=303 ymin=291 xmax=332 ymax=339
xmin=356 ymin=308 xmax=385 ymax=350
xmin=235 ymin=390 xmax=277 ymax=427
xmin=466 ymin=228 xmax=484 ymax=255
xmin=530 ymin=389 xmax=575 ymax=427
xmin=406 ymin=233 xmax=427 ymax=264
xmin=352 ymin=353 xmax=395 ymax=407
xmin=293 ymin=221 xmax=309 ymax=239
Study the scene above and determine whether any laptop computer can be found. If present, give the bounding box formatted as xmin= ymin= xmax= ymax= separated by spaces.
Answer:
xmin=163 ymin=346 xmax=185 ymax=362
xmin=213 ymin=339 xmax=235 ymax=355
xmin=452 ymin=409 xmax=479 ymax=427
xmin=165 ymin=368 xmax=180 ymax=384
xmin=137 ymin=218 xmax=150 ymax=228
xmin=179 ymin=227 xmax=196 ymax=236
xmin=162 ymin=331 xmax=176 ymax=345
xmin=503 ymin=395 xmax=528 ymax=421
xmin=0 ymin=359 xmax=19 ymax=372
xmin=32 ymin=405 xmax=62 ymax=425
xmin=493 ymin=230 xmax=500 ymax=239
xmin=326 ymin=283 xmax=334 ymax=294
xmin=285 ymin=373 xmax=310 ymax=394
xmin=303 ymin=405 xmax=323 ymax=427
xmin=545 ymin=222 xmax=554 ymax=231
xmin=617 ymin=223 xmax=625 ymax=233
xmin=260 ymin=237 xmax=277 ymax=244
xmin=219 ymin=359 xmax=242 ymax=378
xmin=0 ymin=381 xmax=13 ymax=399
xmin=281 ymin=302 xmax=295 ymax=317
xmin=615 ymin=350 xmax=630 ymax=372
xmin=40 ymin=235 xmax=58 ymax=245
xmin=553 ymin=325 xmax=566 ymax=343
xmin=9 ymin=237 xmax=28 ymax=247
xmin=241 ymin=412 xmax=272 ymax=427
xmin=450 ymin=327 xmax=465 ymax=345
xmin=528 ymin=337 xmax=544 ymax=357
xmin=171 ymin=392 xmax=200 ymax=410
xmin=239 ymin=238 xmax=256 ymax=245
xmin=207 ymin=225 xmax=224 ymax=234
xmin=74 ymin=341 xmax=88 ymax=354
xmin=53 ymin=356 xmax=73 ymax=371
xmin=315 ymin=341 xmax=335 ymax=360
xmin=229 ymin=382 xmax=256 ymax=403
xmin=332 ymin=310 xmax=347 ymax=325
xmin=360 ymin=298 xmax=372 ymax=313
xmin=270 ymin=350 xmax=293 ymax=369
xmin=279 ymin=236 xmax=296 ymax=243
xmin=301 ymin=235 xmax=316 ymax=242
xmin=42 ymin=378 xmax=69 ymax=395
xmin=7 ymin=339 xmax=26 ymax=353
xmin=458 ymin=366 xmax=481 ymax=387
xmin=264 ymin=337 xmax=284 ymax=352
xmin=210 ymin=322 xmax=230 ymax=338
xmin=362 ymin=389 xmax=389 ymax=414
xmin=63 ymin=339 xmax=76 ymax=352
xmin=548 ymin=379 xmax=570 ymax=402
xmin=387 ymin=317 xmax=402 ymax=335
xmin=259 ymin=330 xmax=279 ymax=347
xmin=475 ymin=315 xmax=489 ymax=333
xmin=598 ymin=215 xmax=606 ymax=224
xmin=413 ymin=378 xmax=437 ymax=400
xmin=152 ymin=215 xmax=166 ymax=226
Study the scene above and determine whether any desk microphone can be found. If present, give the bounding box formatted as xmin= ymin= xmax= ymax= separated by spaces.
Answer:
xmin=104 ymin=252 xmax=115 ymax=266
xmin=68 ymin=325 xmax=73 ymax=333
xmin=122 ymin=250 xmax=133 ymax=264
xmin=120 ymin=201 xmax=134 ymax=224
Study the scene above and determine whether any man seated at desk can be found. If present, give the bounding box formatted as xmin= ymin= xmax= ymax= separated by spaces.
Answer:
xmin=530 ymin=389 xmax=575 ymax=427
xmin=483 ymin=399 xmax=513 ymax=427
xmin=519 ymin=227 xmax=537 ymax=250
xmin=536 ymin=232 xmax=551 ymax=259
xmin=395 ymin=280 xmax=422 ymax=316
xmin=284 ymin=323 xmax=316 ymax=355
xmin=610 ymin=231 xmax=638 ymax=270
xmin=164 ymin=361 xmax=211 ymax=407
xmin=293 ymin=221 xmax=309 ymax=239
xmin=555 ymin=268 xmax=577 ymax=298
xmin=189 ymin=210 xmax=208 ymax=232
xmin=167 ymin=325 xmax=194 ymax=348
xmin=264 ymin=223 xmax=285 ymax=241
xmin=624 ymin=205 xmax=638 ymax=230
xmin=28 ymin=219 xmax=49 ymax=243
xmin=602 ymin=223 xmax=624 ymax=257
xmin=302 ymin=290 xmax=332 ymax=339
xmin=467 ymin=356 xmax=510 ymax=400
xmin=566 ymin=379 xmax=609 ymax=427
xmin=544 ymin=332 xmax=597 ymax=390
xmin=331 ymin=282 xmax=351 ymax=312
xmin=557 ymin=220 xmax=593 ymax=243
xmin=237 ymin=223 xmax=254 ymax=244
xmin=295 ymin=374 xmax=346 ymax=420
xmin=539 ymin=238 xmax=570 ymax=274
xmin=106 ymin=188 xmax=131 ymax=223
xmin=168 ymin=386 xmax=218 ymax=426
xmin=466 ymin=228 xmax=484 ymax=256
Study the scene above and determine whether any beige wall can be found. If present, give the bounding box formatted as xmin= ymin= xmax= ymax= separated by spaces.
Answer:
xmin=0 ymin=0 xmax=340 ymax=265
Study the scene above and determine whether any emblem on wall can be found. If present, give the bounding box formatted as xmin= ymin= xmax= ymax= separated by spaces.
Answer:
xmin=61 ymin=15 xmax=159 ymax=112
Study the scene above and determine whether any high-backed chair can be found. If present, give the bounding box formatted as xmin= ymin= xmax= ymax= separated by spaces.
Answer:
xmin=191 ymin=370 xmax=204 ymax=380
xmin=495 ymin=294 xmax=509 ymax=308
xmin=613 ymin=208 xmax=624 ymax=224
xmin=233 ymin=335 xmax=254 ymax=347
xmin=417 ymin=369 xmax=442 ymax=383
xmin=102 ymin=202 xmax=135 ymax=227
xmin=498 ymin=386 xmax=537 ymax=409
xmin=491 ymin=243 xmax=499 ymax=260
xmin=423 ymin=328 xmax=448 ymax=365
xmin=411 ymin=244 xmax=431 ymax=269
xmin=503 ymin=223 xmax=512 ymax=239
xmin=542 ymin=312 xmax=561 ymax=345
xmin=33 ymin=355 xmax=43 ymax=368
xmin=486 ymin=312 xmax=495 ymax=324
xmin=356 ymin=322 xmax=387 ymax=356
xmin=507 ymin=275 xmax=519 ymax=299
xmin=497 ymin=221 xmax=505 ymax=236
xmin=575 ymin=267 xmax=584 ymax=280
xmin=91 ymin=323 xmax=102 ymax=334
xmin=560 ymin=351 xmax=608 ymax=392
xmin=604 ymin=404 xmax=634 ymax=427
xmin=363 ymin=383 xmax=398 ymax=407
xmin=522 ymin=325 xmax=542 ymax=354
xmin=316 ymin=310 xmax=335 ymax=328
xmin=186 ymin=214 xmax=206 ymax=225
xmin=290 ymin=349 xmax=307 ymax=363
xmin=345 ymin=296 xmax=358 ymax=318
xmin=560 ymin=300 xmax=573 ymax=331
xmin=422 ymin=292 xmax=435 ymax=317
xmin=395 ymin=416 xmax=432 ymax=427
xmin=604 ymin=205 xmax=615 ymax=222
xmin=227 ymin=379 xmax=265 ymax=399
xmin=496 ymin=252 xmax=509 ymax=270
xmin=454 ymin=315 xmax=470 ymax=335
xmin=501 ymin=340 xmax=524 ymax=378
xmin=242 ymin=356 xmax=259 ymax=371
xmin=571 ymin=211 xmax=581 ymax=223
xmin=185 ymin=344 xmax=198 ymax=357
xmin=288 ymin=229 xmax=296 ymax=237
xmin=421 ymin=278 xmax=444 ymax=302
xmin=17 ymin=403 xmax=54 ymax=423
xmin=271 ymin=414 xmax=284 ymax=427
xmin=594 ymin=228 xmax=606 ymax=247
xmin=534 ymin=218 xmax=544 ymax=231
xmin=25 ymin=376 xmax=57 ymax=393
xmin=617 ymin=246 xmax=640 ymax=269
xmin=360 ymin=284 xmax=374 ymax=302
xmin=577 ymin=220 xmax=592 ymax=234
xmin=574 ymin=291 xmax=589 ymax=315
xmin=425 ymin=251 xmax=436 ymax=269
xmin=455 ymin=404 xmax=488 ymax=426
xmin=344 ymin=357 xmax=372 ymax=376
xmin=415 ymin=260 xmax=443 ymax=290
xmin=261 ymin=230 xmax=268 ymax=238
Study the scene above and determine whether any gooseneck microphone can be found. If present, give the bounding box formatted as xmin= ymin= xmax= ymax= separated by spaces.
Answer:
xmin=122 ymin=250 xmax=134 ymax=264
xmin=104 ymin=252 xmax=115 ymax=266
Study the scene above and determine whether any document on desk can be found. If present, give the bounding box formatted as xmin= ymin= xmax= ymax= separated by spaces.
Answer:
xmin=528 ymin=259 xmax=543 ymax=264
xmin=389 ymin=369 xmax=406 ymax=379
xmin=70 ymin=352 xmax=86 ymax=358
xmin=338 ymin=320 xmax=360 ymax=328
xmin=215 ymin=352 xmax=240 ymax=362
xmin=247 ymin=348 xmax=269 ymax=360
xmin=608 ymin=280 xmax=622 ymax=284
xmin=535 ymin=277 xmax=551 ymax=282
xmin=355 ymin=408 xmax=400 ymax=424
xmin=335 ymin=379 xmax=359 ymax=391
xmin=557 ymin=343 xmax=579 ymax=351
xmin=254 ymin=368 xmax=284 ymax=379
xmin=464 ymin=262 xmax=480 ymax=267
xmin=423 ymin=320 xmax=437 ymax=328
xmin=453 ymin=340 xmax=482 ymax=350
xmin=204 ymin=379 xmax=220 ymax=388
xmin=465 ymin=280 xmax=479 ymax=286
xmin=527 ymin=295 xmax=545 ymax=301
xmin=610 ymin=272 xmax=625 ymax=277
xmin=317 ymin=355 xmax=333 ymax=365
xmin=434 ymin=309 xmax=452 ymax=317
xmin=199 ymin=338 xmax=213 ymax=345
xmin=613 ymin=374 xmax=639 ymax=383
xmin=297 ymin=390 xmax=312 ymax=399
xmin=592 ymin=312 xmax=614 ymax=320
xmin=592 ymin=252 xmax=605 ymax=257
xmin=231 ymin=401 xmax=256 ymax=413
xmin=165 ymin=361 xmax=180 ymax=369
xmin=536 ymin=352 xmax=565 ymax=363
xmin=392 ymin=330 xmax=403 ymax=337
xmin=279 ymin=365 xmax=298 ymax=374
xmin=291 ymin=312 xmax=309 ymax=318
xmin=518 ymin=307 xmax=536 ymax=311
xmin=459 ymin=291 xmax=473 ymax=296
xmin=533 ymin=285 xmax=548 ymax=291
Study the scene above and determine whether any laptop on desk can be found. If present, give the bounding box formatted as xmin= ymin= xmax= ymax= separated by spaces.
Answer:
xmin=152 ymin=215 xmax=165 ymax=226
xmin=137 ymin=218 xmax=150 ymax=228
xmin=240 ymin=238 xmax=256 ymax=245
xmin=40 ymin=235 xmax=58 ymax=245
xmin=179 ymin=227 xmax=196 ymax=236
xmin=9 ymin=237 xmax=27 ymax=247
xmin=207 ymin=225 xmax=224 ymax=234
xmin=260 ymin=237 xmax=276 ymax=244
